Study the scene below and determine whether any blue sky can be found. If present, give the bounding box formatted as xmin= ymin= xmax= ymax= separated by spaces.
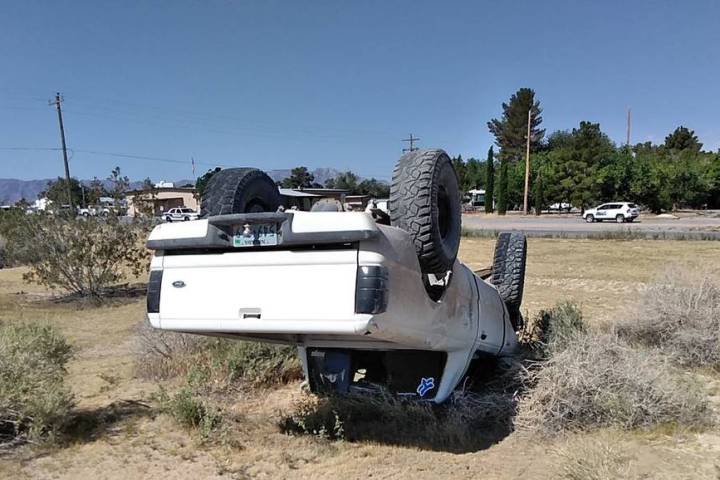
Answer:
xmin=1 ymin=0 xmax=718 ymax=181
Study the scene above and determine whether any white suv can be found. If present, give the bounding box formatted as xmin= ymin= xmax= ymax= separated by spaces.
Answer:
xmin=163 ymin=207 xmax=199 ymax=222
xmin=583 ymin=202 xmax=640 ymax=223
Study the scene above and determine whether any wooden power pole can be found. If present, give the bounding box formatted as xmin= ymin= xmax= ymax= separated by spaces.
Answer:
xmin=523 ymin=108 xmax=531 ymax=215
xmin=626 ymin=108 xmax=632 ymax=146
xmin=51 ymin=92 xmax=73 ymax=209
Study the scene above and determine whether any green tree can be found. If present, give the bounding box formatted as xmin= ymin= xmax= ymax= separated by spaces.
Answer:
xmin=451 ymin=155 xmax=467 ymax=192
xmin=465 ymin=158 xmax=484 ymax=190
xmin=325 ymin=171 xmax=359 ymax=191
xmin=548 ymin=121 xmax=615 ymax=211
xmin=488 ymin=88 xmax=545 ymax=215
xmin=495 ymin=156 xmax=508 ymax=215
xmin=281 ymin=166 xmax=315 ymax=189
xmin=42 ymin=177 xmax=83 ymax=211
xmin=107 ymin=166 xmax=130 ymax=207
xmin=195 ymin=167 xmax=222 ymax=200
xmin=357 ymin=178 xmax=390 ymax=198
xmin=86 ymin=177 xmax=107 ymax=206
xmin=533 ymin=168 xmax=543 ymax=215
xmin=485 ymin=147 xmax=495 ymax=213
xmin=664 ymin=126 xmax=702 ymax=152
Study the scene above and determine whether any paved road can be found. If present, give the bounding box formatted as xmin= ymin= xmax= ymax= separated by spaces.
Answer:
xmin=462 ymin=213 xmax=720 ymax=239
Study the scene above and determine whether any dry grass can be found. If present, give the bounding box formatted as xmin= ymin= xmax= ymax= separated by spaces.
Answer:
xmin=2 ymin=238 xmax=720 ymax=479
xmin=279 ymin=388 xmax=517 ymax=452
xmin=134 ymin=320 xmax=207 ymax=380
xmin=135 ymin=319 xmax=302 ymax=389
xmin=617 ymin=270 xmax=720 ymax=369
xmin=555 ymin=435 xmax=632 ymax=480
xmin=518 ymin=331 xmax=713 ymax=434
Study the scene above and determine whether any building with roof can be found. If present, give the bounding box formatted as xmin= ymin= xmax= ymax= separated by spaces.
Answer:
xmin=126 ymin=186 xmax=198 ymax=217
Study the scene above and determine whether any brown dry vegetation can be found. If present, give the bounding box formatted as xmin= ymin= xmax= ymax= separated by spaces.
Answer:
xmin=1 ymin=238 xmax=720 ymax=479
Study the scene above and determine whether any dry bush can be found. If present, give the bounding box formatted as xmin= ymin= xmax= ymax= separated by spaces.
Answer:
xmin=136 ymin=321 xmax=302 ymax=388
xmin=0 ymin=322 xmax=74 ymax=446
xmin=617 ymin=271 xmax=720 ymax=369
xmin=522 ymin=301 xmax=586 ymax=355
xmin=555 ymin=436 xmax=632 ymax=480
xmin=135 ymin=320 xmax=207 ymax=380
xmin=3 ymin=215 xmax=150 ymax=298
xmin=279 ymin=389 xmax=517 ymax=452
xmin=518 ymin=332 xmax=712 ymax=434
xmin=156 ymin=386 xmax=223 ymax=439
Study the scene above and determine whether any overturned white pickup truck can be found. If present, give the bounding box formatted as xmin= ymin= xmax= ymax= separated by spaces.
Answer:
xmin=145 ymin=150 xmax=527 ymax=403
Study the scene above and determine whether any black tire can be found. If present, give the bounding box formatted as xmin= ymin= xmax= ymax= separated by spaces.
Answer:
xmin=585 ymin=214 xmax=594 ymax=223
xmin=616 ymin=214 xmax=625 ymax=223
xmin=165 ymin=216 xmax=172 ymax=222
xmin=389 ymin=149 xmax=461 ymax=275
xmin=200 ymin=168 xmax=280 ymax=217
xmin=492 ymin=232 xmax=527 ymax=330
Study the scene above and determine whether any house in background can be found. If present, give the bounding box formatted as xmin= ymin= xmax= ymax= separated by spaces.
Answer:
xmin=126 ymin=186 xmax=198 ymax=217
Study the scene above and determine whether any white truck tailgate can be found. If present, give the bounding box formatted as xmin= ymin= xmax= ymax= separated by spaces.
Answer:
xmin=158 ymin=249 xmax=359 ymax=332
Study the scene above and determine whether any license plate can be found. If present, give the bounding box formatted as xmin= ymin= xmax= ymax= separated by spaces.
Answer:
xmin=233 ymin=223 xmax=279 ymax=247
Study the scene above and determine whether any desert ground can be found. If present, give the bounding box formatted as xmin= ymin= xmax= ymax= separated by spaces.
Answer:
xmin=1 ymin=237 xmax=719 ymax=479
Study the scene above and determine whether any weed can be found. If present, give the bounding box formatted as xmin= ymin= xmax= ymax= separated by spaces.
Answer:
xmin=0 ymin=321 xmax=74 ymax=446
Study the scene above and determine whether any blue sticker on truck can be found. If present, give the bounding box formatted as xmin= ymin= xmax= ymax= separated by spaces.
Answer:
xmin=416 ymin=377 xmax=435 ymax=397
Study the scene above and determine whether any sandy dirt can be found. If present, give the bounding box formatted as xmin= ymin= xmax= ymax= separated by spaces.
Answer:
xmin=1 ymin=238 xmax=719 ymax=479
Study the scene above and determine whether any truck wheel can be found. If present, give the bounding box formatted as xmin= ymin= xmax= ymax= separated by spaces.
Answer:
xmin=200 ymin=168 xmax=280 ymax=217
xmin=492 ymin=232 xmax=527 ymax=330
xmin=390 ymin=149 xmax=461 ymax=275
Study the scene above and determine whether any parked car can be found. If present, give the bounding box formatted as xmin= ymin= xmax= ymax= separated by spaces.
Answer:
xmin=549 ymin=202 xmax=572 ymax=212
xmin=583 ymin=202 xmax=640 ymax=223
xmin=145 ymin=150 xmax=527 ymax=403
xmin=163 ymin=207 xmax=199 ymax=222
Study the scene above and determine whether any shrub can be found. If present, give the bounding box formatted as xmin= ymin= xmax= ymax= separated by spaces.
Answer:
xmin=134 ymin=321 xmax=207 ymax=380
xmin=279 ymin=389 xmax=517 ymax=452
xmin=157 ymin=386 xmax=222 ymax=439
xmin=523 ymin=301 xmax=586 ymax=354
xmin=0 ymin=322 xmax=74 ymax=445
xmin=518 ymin=332 xmax=712 ymax=433
xmin=555 ymin=436 xmax=632 ymax=480
xmin=136 ymin=321 xmax=302 ymax=388
xmin=3 ymin=215 xmax=150 ymax=298
xmin=617 ymin=271 xmax=720 ymax=369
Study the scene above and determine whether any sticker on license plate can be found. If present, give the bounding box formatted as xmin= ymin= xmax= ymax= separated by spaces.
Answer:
xmin=233 ymin=223 xmax=279 ymax=247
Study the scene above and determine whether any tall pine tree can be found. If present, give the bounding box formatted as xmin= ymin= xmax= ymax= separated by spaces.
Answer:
xmin=485 ymin=147 xmax=495 ymax=213
xmin=496 ymin=155 xmax=508 ymax=215
xmin=533 ymin=169 xmax=543 ymax=215
xmin=488 ymin=88 xmax=544 ymax=214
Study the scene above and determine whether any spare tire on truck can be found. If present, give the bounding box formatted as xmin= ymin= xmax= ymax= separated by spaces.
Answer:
xmin=491 ymin=232 xmax=527 ymax=330
xmin=200 ymin=168 xmax=281 ymax=217
xmin=389 ymin=149 xmax=461 ymax=276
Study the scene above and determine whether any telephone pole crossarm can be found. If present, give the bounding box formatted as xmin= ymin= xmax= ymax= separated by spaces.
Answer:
xmin=402 ymin=133 xmax=420 ymax=153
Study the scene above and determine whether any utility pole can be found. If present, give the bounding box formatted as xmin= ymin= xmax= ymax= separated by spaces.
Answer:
xmin=402 ymin=134 xmax=420 ymax=153
xmin=626 ymin=108 xmax=632 ymax=146
xmin=50 ymin=92 xmax=73 ymax=209
xmin=523 ymin=108 xmax=531 ymax=215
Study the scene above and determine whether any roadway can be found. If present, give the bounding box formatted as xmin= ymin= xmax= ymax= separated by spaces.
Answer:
xmin=462 ymin=212 xmax=720 ymax=239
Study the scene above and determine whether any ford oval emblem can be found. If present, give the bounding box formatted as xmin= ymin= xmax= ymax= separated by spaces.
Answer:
xmin=172 ymin=280 xmax=186 ymax=288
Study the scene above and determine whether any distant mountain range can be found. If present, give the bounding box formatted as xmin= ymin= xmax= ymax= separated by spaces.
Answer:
xmin=0 ymin=168 xmax=343 ymax=204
